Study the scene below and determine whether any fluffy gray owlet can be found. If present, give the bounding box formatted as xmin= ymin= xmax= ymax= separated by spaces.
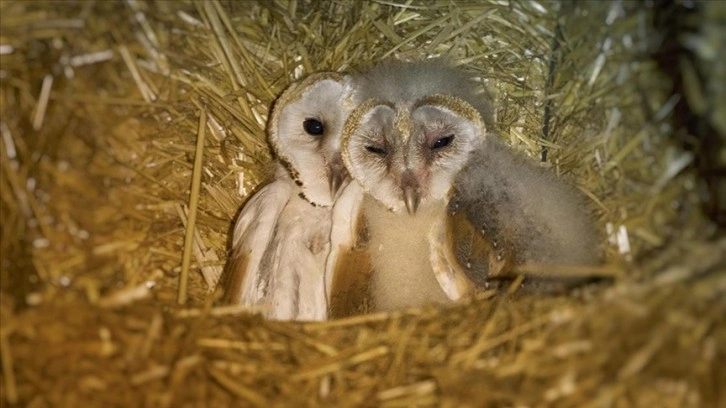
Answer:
xmin=223 ymin=72 xmax=354 ymax=321
xmin=327 ymin=60 xmax=599 ymax=316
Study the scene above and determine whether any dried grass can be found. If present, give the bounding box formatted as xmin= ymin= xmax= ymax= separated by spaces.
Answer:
xmin=1 ymin=0 xmax=724 ymax=406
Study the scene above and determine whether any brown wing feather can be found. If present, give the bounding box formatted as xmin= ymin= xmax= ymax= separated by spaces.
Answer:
xmin=328 ymin=214 xmax=374 ymax=318
xmin=448 ymin=210 xmax=515 ymax=287
xmin=220 ymin=250 xmax=250 ymax=304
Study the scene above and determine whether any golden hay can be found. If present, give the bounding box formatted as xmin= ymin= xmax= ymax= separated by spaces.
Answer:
xmin=1 ymin=0 xmax=724 ymax=406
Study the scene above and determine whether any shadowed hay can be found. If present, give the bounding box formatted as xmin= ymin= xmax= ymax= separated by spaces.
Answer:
xmin=1 ymin=1 xmax=724 ymax=406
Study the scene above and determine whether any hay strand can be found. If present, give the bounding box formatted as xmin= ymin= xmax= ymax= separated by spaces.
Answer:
xmin=178 ymin=107 xmax=208 ymax=305
xmin=0 ymin=329 xmax=18 ymax=405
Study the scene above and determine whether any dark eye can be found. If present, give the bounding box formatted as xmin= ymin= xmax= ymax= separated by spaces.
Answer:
xmin=365 ymin=145 xmax=387 ymax=156
xmin=303 ymin=118 xmax=324 ymax=136
xmin=431 ymin=135 xmax=454 ymax=150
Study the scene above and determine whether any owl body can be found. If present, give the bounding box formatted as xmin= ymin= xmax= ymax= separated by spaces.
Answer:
xmin=362 ymin=195 xmax=450 ymax=311
xmin=326 ymin=179 xmax=457 ymax=315
xmin=223 ymin=73 xmax=354 ymax=321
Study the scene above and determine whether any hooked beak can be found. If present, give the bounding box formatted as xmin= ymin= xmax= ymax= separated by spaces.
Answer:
xmin=401 ymin=170 xmax=420 ymax=214
xmin=327 ymin=156 xmax=348 ymax=198
xmin=403 ymin=187 xmax=420 ymax=214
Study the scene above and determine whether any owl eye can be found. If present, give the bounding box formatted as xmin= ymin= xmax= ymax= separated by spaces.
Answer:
xmin=303 ymin=118 xmax=325 ymax=136
xmin=365 ymin=145 xmax=387 ymax=156
xmin=431 ymin=135 xmax=454 ymax=150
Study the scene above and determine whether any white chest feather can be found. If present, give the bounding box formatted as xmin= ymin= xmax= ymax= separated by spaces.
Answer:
xmin=363 ymin=197 xmax=450 ymax=311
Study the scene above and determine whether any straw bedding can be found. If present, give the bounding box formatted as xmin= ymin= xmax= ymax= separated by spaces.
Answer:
xmin=1 ymin=0 xmax=724 ymax=406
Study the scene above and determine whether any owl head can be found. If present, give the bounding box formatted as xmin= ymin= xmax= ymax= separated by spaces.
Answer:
xmin=343 ymin=94 xmax=486 ymax=214
xmin=268 ymin=72 xmax=354 ymax=206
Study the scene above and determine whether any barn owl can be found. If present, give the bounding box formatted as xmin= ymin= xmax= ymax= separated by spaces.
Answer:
xmin=222 ymin=72 xmax=354 ymax=321
xmin=327 ymin=60 xmax=599 ymax=316
xmin=329 ymin=94 xmax=485 ymax=314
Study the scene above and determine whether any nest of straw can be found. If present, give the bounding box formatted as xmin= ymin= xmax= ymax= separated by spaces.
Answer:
xmin=1 ymin=1 xmax=724 ymax=406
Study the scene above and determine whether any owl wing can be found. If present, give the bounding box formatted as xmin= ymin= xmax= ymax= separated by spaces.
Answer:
xmin=256 ymin=197 xmax=331 ymax=321
xmin=440 ymin=197 xmax=516 ymax=299
xmin=428 ymin=210 xmax=493 ymax=301
xmin=324 ymin=182 xmax=373 ymax=318
xmin=222 ymin=179 xmax=293 ymax=305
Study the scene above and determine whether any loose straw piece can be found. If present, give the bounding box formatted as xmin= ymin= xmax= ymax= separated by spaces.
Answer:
xmin=32 ymin=74 xmax=53 ymax=130
xmin=178 ymin=108 xmax=208 ymax=305
xmin=118 ymin=44 xmax=155 ymax=103
xmin=512 ymin=263 xmax=625 ymax=279
xmin=0 ymin=331 xmax=18 ymax=405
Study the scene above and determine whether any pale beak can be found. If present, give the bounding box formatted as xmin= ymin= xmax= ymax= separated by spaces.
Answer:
xmin=403 ymin=186 xmax=420 ymax=214
xmin=401 ymin=170 xmax=421 ymax=214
